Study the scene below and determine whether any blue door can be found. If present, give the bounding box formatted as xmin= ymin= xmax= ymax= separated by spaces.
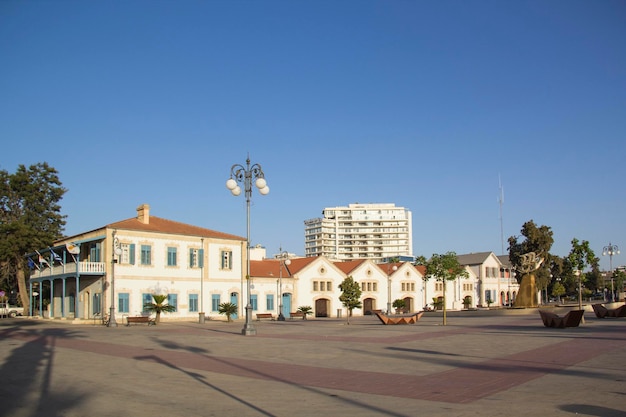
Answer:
xmin=282 ymin=293 xmax=292 ymax=318
xmin=230 ymin=292 xmax=238 ymax=319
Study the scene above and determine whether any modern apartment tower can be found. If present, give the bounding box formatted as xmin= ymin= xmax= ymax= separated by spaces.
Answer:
xmin=304 ymin=203 xmax=413 ymax=261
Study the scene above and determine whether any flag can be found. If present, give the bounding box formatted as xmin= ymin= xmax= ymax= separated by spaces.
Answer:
xmin=50 ymin=249 xmax=63 ymax=265
xmin=27 ymin=258 xmax=39 ymax=270
xmin=36 ymin=250 xmax=49 ymax=267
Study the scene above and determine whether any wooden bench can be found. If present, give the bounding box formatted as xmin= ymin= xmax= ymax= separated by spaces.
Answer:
xmin=256 ymin=313 xmax=275 ymax=321
xmin=290 ymin=311 xmax=306 ymax=320
xmin=125 ymin=316 xmax=155 ymax=326
xmin=375 ymin=311 xmax=423 ymax=325
xmin=539 ymin=310 xmax=584 ymax=328
xmin=592 ymin=303 xmax=626 ymax=318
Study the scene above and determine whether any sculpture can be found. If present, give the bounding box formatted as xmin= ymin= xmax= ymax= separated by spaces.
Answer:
xmin=513 ymin=252 xmax=543 ymax=308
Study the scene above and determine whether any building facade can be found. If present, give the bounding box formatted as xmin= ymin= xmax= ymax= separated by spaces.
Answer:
xmin=26 ymin=205 xmax=518 ymax=323
xmin=304 ymin=203 xmax=413 ymax=261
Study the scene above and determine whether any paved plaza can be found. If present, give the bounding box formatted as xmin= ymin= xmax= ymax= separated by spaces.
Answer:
xmin=1 ymin=308 xmax=625 ymax=417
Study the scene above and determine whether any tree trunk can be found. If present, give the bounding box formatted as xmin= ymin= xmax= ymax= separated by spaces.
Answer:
xmin=16 ymin=264 xmax=30 ymax=315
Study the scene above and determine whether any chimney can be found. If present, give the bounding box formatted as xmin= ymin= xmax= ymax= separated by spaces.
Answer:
xmin=137 ymin=204 xmax=150 ymax=224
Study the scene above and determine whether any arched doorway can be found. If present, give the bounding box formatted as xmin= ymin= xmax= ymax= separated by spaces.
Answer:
xmin=282 ymin=293 xmax=292 ymax=318
xmin=315 ymin=298 xmax=329 ymax=317
xmin=230 ymin=292 xmax=238 ymax=319
xmin=363 ymin=297 xmax=375 ymax=314
xmin=402 ymin=297 xmax=413 ymax=313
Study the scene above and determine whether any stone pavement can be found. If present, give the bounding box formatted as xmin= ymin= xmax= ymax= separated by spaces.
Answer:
xmin=1 ymin=308 xmax=625 ymax=417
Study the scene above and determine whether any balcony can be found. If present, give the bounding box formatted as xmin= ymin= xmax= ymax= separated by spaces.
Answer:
xmin=30 ymin=262 xmax=106 ymax=280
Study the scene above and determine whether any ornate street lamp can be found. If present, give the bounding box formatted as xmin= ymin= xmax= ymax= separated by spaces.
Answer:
xmin=277 ymin=249 xmax=291 ymax=321
xmin=109 ymin=231 xmax=122 ymax=327
xmin=226 ymin=156 xmax=269 ymax=336
xmin=602 ymin=243 xmax=620 ymax=302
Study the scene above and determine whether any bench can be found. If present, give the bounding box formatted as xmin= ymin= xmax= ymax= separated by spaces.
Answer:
xmin=538 ymin=310 xmax=584 ymax=328
xmin=290 ymin=311 xmax=306 ymax=320
xmin=125 ymin=316 xmax=155 ymax=326
xmin=592 ymin=303 xmax=626 ymax=318
xmin=256 ymin=313 xmax=275 ymax=321
xmin=375 ymin=311 xmax=424 ymax=325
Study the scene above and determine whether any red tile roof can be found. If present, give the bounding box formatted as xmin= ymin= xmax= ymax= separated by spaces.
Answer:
xmin=250 ymin=257 xmax=319 ymax=278
xmin=108 ymin=216 xmax=245 ymax=241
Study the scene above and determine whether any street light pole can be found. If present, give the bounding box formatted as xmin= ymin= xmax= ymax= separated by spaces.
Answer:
xmin=226 ymin=156 xmax=269 ymax=336
xmin=387 ymin=264 xmax=398 ymax=314
xmin=109 ymin=231 xmax=122 ymax=327
xmin=199 ymin=237 xmax=205 ymax=324
xmin=277 ymin=249 xmax=291 ymax=321
xmin=602 ymin=243 xmax=620 ymax=302
xmin=574 ymin=269 xmax=584 ymax=324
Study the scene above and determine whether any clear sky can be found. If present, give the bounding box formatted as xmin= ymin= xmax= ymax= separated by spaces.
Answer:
xmin=1 ymin=1 xmax=624 ymax=270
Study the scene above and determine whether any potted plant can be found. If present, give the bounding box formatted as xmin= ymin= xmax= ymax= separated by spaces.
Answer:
xmin=463 ymin=296 xmax=472 ymax=310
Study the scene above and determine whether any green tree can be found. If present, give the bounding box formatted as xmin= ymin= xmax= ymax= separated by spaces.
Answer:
xmin=612 ymin=269 xmax=625 ymax=300
xmin=425 ymin=252 xmax=469 ymax=325
xmin=218 ymin=302 xmax=238 ymax=322
xmin=567 ymin=238 xmax=599 ymax=312
xmin=508 ymin=220 xmax=555 ymax=303
xmin=0 ymin=163 xmax=67 ymax=313
xmin=551 ymin=281 xmax=566 ymax=303
xmin=392 ymin=298 xmax=406 ymax=313
xmin=143 ymin=294 xmax=176 ymax=324
xmin=338 ymin=275 xmax=362 ymax=324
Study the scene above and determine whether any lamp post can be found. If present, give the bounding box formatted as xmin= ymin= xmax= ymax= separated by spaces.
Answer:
xmin=277 ymin=249 xmax=291 ymax=321
xmin=387 ymin=264 xmax=398 ymax=314
xmin=109 ymin=231 xmax=122 ymax=327
xmin=226 ymin=156 xmax=269 ymax=336
xmin=199 ymin=237 xmax=205 ymax=323
xmin=602 ymin=243 xmax=620 ymax=302
xmin=574 ymin=269 xmax=585 ymax=323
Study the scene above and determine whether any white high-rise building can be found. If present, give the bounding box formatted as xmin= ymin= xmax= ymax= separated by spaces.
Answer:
xmin=304 ymin=203 xmax=413 ymax=261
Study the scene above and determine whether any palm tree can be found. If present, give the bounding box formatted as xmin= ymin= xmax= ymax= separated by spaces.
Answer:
xmin=218 ymin=302 xmax=238 ymax=322
xmin=297 ymin=305 xmax=313 ymax=320
xmin=143 ymin=294 xmax=176 ymax=324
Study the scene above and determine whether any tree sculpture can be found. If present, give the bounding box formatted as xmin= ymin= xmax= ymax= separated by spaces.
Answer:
xmin=513 ymin=252 xmax=544 ymax=308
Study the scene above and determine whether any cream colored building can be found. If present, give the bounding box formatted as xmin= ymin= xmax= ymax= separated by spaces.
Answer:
xmin=304 ymin=203 xmax=413 ymax=261
xmin=27 ymin=205 xmax=514 ymax=323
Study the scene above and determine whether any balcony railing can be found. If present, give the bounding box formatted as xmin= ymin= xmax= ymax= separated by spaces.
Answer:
xmin=30 ymin=262 xmax=106 ymax=279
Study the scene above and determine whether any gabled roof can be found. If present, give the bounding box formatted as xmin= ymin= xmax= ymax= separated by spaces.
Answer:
xmin=497 ymin=255 xmax=512 ymax=268
xmin=333 ymin=260 xmax=370 ymax=275
xmin=250 ymin=257 xmax=318 ymax=278
xmin=456 ymin=252 xmax=496 ymax=266
xmin=108 ymin=216 xmax=245 ymax=241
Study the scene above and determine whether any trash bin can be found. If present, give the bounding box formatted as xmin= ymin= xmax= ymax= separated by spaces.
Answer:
xmin=337 ymin=309 xmax=342 ymax=318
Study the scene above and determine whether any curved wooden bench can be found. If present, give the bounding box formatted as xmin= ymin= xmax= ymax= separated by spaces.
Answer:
xmin=539 ymin=310 xmax=583 ymax=328
xmin=375 ymin=311 xmax=423 ymax=325
xmin=592 ymin=304 xmax=626 ymax=318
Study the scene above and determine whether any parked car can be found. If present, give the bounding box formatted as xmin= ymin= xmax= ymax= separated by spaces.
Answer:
xmin=0 ymin=303 xmax=24 ymax=318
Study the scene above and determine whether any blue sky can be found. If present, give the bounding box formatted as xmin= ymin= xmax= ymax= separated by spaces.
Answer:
xmin=1 ymin=1 xmax=625 ymax=270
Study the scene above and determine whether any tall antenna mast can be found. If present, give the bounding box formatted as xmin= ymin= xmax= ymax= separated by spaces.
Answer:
xmin=499 ymin=175 xmax=504 ymax=255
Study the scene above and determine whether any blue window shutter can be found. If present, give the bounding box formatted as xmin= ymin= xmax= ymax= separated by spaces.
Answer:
xmin=130 ymin=244 xmax=135 ymax=265
xmin=189 ymin=249 xmax=193 ymax=267
xmin=199 ymin=249 xmax=204 ymax=268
